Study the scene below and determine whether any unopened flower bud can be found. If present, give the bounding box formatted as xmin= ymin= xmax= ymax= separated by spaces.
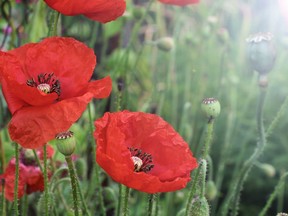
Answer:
xmin=55 ymin=131 xmax=76 ymax=156
xmin=201 ymin=98 xmax=221 ymax=120
xmin=260 ymin=163 xmax=276 ymax=178
xmin=132 ymin=7 xmax=145 ymax=20
xmin=156 ymin=37 xmax=174 ymax=52
xmin=246 ymin=32 xmax=276 ymax=74
xmin=205 ymin=180 xmax=217 ymax=201
xmin=189 ymin=196 xmax=210 ymax=216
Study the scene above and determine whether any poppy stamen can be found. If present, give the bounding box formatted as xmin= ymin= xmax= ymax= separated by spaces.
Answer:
xmin=128 ymin=147 xmax=154 ymax=173
xmin=26 ymin=73 xmax=61 ymax=97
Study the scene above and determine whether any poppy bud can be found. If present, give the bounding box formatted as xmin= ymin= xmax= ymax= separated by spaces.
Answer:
xmin=103 ymin=187 xmax=117 ymax=203
xmin=189 ymin=196 xmax=210 ymax=216
xmin=260 ymin=163 xmax=276 ymax=178
xmin=132 ymin=7 xmax=144 ymax=20
xmin=74 ymin=158 xmax=87 ymax=180
xmin=205 ymin=181 xmax=217 ymax=201
xmin=246 ymin=32 xmax=276 ymax=75
xmin=201 ymin=98 xmax=221 ymax=120
xmin=55 ymin=131 xmax=76 ymax=156
xmin=156 ymin=37 xmax=175 ymax=52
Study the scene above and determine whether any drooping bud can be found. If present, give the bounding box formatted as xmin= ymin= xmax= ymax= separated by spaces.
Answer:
xmin=189 ymin=196 xmax=210 ymax=216
xmin=246 ymin=32 xmax=276 ymax=75
xmin=156 ymin=37 xmax=174 ymax=52
xmin=205 ymin=181 xmax=217 ymax=201
xmin=55 ymin=131 xmax=76 ymax=156
xmin=201 ymin=98 xmax=221 ymax=120
xmin=260 ymin=163 xmax=276 ymax=178
xmin=132 ymin=6 xmax=145 ymax=20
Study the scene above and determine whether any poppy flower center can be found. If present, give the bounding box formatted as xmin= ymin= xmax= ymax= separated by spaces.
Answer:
xmin=26 ymin=73 xmax=61 ymax=97
xmin=128 ymin=147 xmax=154 ymax=173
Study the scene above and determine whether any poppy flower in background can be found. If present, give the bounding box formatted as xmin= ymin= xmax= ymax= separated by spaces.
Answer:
xmin=0 ymin=146 xmax=54 ymax=201
xmin=0 ymin=37 xmax=112 ymax=149
xmin=159 ymin=0 xmax=199 ymax=6
xmin=44 ymin=0 xmax=126 ymax=23
xmin=95 ymin=111 xmax=198 ymax=193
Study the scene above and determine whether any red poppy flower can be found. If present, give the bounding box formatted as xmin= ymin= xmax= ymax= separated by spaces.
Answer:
xmin=0 ymin=37 xmax=112 ymax=149
xmin=95 ymin=111 xmax=198 ymax=193
xmin=44 ymin=0 xmax=126 ymax=23
xmin=158 ymin=0 xmax=199 ymax=6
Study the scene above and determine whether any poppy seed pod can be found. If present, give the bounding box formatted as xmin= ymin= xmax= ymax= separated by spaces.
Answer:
xmin=156 ymin=37 xmax=175 ymax=52
xmin=246 ymin=32 xmax=276 ymax=75
xmin=55 ymin=131 xmax=76 ymax=156
xmin=201 ymin=98 xmax=221 ymax=120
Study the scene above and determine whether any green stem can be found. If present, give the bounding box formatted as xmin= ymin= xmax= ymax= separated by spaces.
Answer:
xmin=1 ymin=172 xmax=6 ymax=216
xmin=88 ymin=104 xmax=106 ymax=216
xmin=202 ymin=121 xmax=214 ymax=159
xmin=185 ymin=161 xmax=202 ymax=216
xmin=32 ymin=149 xmax=43 ymax=173
xmin=65 ymin=156 xmax=80 ymax=216
xmin=266 ymin=96 xmax=288 ymax=138
xmin=22 ymin=193 xmax=28 ymax=216
xmin=120 ymin=186 xmax=130 ymax=216
xmin=147 ymin=193 xmax=158 ymax=216
xmin=13 ymin=143 xmax=19 ymax=216
xmin=219 ymin=88 xmax=267 ymax=216
xmin=259 ymin=172 xmax=288 ymax=216
xmin=117 ymin=184 xmax=122 ymax=216
xmin=200 ymin=160 xmax=207 ymax=198
xmin=43 ymin=145 xmax=50 ymax=216
xmin=0 ymin=133 xmax=5 ymax=173
xmin=76 ymin=176 xmax=91 ymax=216
xmin=47 ymin=10 xmax=60 ymax=37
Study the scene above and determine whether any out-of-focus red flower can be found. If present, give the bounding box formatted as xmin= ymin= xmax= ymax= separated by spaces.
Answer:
xmin=159 ymin=0 xmax=199 ymax=6
xmin=278 ymin=0 xmax=288 ymax=25
xmin=0 ymin=146 xmax=54 ymax=201
xmin=44 ymin=0 xmax=126 ymax=23
xmin=95 ymin=111 xmax=198 ymax=193
xmin=0 ymin=37 xmax=112 ymax=149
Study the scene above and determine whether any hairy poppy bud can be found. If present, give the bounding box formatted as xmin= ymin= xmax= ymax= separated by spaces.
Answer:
xmin=156 ymin=37 xmax=174 ymax=52
xmin=201 ymin=98 xmax=221 ymax=120
xmin=189 ymin=196 xmax=210 ymax=216
xmin=246 ymin=32 xmax=276 ymax=75
xmin=205 ymin=180 xmax=217 ymax=201
xmin=55 ymin=131 xmax=76 ymax=156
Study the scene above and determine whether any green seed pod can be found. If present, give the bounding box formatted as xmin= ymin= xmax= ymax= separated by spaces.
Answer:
xmin=156 ymin=37 xmax=174 ymax=52
xmin=201 ymin=98 xmax=221 ymax=120
xmin=246 ymin=32 xmax=276 ymax=75
xmin=189 ymin=196 xmax=210 ymax=216
xmin=205 ymin=181 xmax=217 ymax=201
xmin=55 ymin=131 xmax=76 ymax=156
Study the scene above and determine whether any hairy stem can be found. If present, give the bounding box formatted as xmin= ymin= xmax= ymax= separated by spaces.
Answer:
xmin=13 ymin=143 xmax=19 ymax=216
xmin=65 ymin=156 xmax=80 ymax=216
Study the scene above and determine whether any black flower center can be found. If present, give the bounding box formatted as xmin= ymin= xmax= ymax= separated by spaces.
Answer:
xmin=128 ymin=147 xmax=154 ymax=173
xmin=27 ymin=73 xmax=61 ymax=98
